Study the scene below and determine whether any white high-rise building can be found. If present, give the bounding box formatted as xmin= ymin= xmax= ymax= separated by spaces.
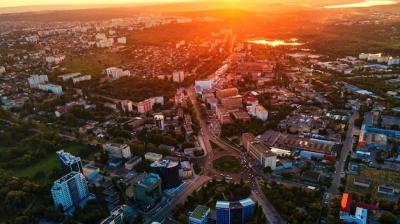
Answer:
xmin=51 ymin=172 xmax=90 ymax=212
xmin=154 ymin=114 xmax=165 ymax=131
xmin=0 ymin=66 xmax=6 ymax=74
xmin=121 ymin=100 xmax=133 ymax=113
xmin=28 ymin=74 xmax=48 ymax=88
xmin=172 ymin=71 xmax=185 ymax=83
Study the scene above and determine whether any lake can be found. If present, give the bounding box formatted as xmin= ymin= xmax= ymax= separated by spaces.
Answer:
xmin=247 ymin=39 xmax=303 ymax=47
xmin=324 ymin=0 xmax=396 ymax=8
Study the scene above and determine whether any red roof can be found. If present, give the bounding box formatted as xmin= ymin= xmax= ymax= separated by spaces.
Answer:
xmin=244 ymin=96 xmax=258 ymax=103
xmin=340 ymin=193 xmax=352 ymax=213
xmin=324 ymin=155 xmax=336 ymax=161
xmin=357 ymin=141 xmax=366 ymax=149
xmin=355 ymin=201 xmax=378 ymax=211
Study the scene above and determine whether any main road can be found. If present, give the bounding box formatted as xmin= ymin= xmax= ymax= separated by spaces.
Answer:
xmin=144 ymin=175 xmax=211 ymax=223
xmin=187 ymin=86 xmax=284 ymax=224
xmin=329 ymin=111 xmax=358 ymax=195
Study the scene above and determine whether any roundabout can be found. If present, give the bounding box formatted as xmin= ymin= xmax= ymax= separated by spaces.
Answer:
xmin=212 ymin=155 xmax=243 ymax=173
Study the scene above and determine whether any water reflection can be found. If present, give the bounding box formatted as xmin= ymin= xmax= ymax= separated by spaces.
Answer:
xmin=324 ymin=0 xmax=396 ymax=8
xmin=247 ymin=39 xmax=303 ymax=47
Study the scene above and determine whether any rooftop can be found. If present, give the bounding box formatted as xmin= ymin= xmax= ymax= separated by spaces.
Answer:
xmin=261 ymin=130 xmax=335 ymax=155
xmin=150 ymin=160 xmax=179 ymax=168
xmin=249 ymin=141 xmax=276 ymax=157
xmin=239 ymin=198 xmax=255 ymax=207
xmin=54 ymin=171 xmax=80 ymax=185
xmin=137 ymin=173 xmax=160 ymax=188
xmin=216 ymin=198 xmax=255 ymax=209
xmin=190 ymin=205 xmax=210 ymax=220
xmin=216 ymin=201 xmax=230 ymax=209
xmin=56 ymin=150 xmax=81 ymax=165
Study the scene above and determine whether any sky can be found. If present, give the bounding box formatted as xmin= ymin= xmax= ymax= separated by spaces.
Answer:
xmin=0 ymin=0 xmax=196 ymax=8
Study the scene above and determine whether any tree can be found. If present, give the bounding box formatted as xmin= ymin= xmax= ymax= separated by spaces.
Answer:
xmin=379 ymin=211 xmax=397 ymax=224
xmin=177 ymin=214 xmax=188 ymax=223
xmin=263 ymin=166 xmax=272 ymax=174
xmin=73 ymin=199 xmax=108 ymax=223
xmin=133 ymin=213 xmax=144 ymax=224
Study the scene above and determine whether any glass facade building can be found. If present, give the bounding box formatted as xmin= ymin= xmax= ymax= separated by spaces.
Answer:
xmin=133 ymin=173 xmax=162 ymax=209
xmin=51 ymin=171 xmax=90 ymax=213
xmin=215 ymin=198 xmax=255 ymax=224
xmin=56 ymin=150 xmax=83 ymax=175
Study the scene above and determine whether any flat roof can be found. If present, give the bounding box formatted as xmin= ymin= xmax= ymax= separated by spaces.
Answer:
xmin=250 ymin=142 xmax=276 ymax=157
xmin=239 ymin=198 xmax=255 ymax=207
xmin=190 ymin=205 xmax=210 ymax=220
xmin=56 ymin=150 xmax=80 ymax=165
xmin=150 ymin=160 xmax=179 ymax=168
xmin=145 ymin=152 xmax=162 ymax=157
xmin=216 ymin=201 xmax=230 ymax=209
xmin=54 ymin=171 xmax=79 ymax=185
xmin=340 ymin=193 xmax=351 ymax=213
xmin=138 ymin=173 xmax=160 ymax=188
xmin=260 ymin=130 xmax=335 ymax=154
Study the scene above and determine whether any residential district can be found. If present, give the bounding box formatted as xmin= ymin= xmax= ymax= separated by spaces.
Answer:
xmin=0 ymin=8 xmax=400 ymax=224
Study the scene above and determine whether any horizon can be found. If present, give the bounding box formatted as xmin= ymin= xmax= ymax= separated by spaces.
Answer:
xmin=1 ymin=0 xmax=400 ymax=222
xmin=1 ymin=0 xmax=198 ymax=8
xmin=0 ymin=0 xmax=398 ymax=14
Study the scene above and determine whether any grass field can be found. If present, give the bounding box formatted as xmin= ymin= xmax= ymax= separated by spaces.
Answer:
xmin=346 ymin=167 xmax=400 ymax=201
xmin=13 ymin=143 xmax=86 ymax=184
xmin=127 ymin=22 xmax=223 ymax=46
xmin=213 ymin=155 xmax=243 ymax=173
xmin=61 ymin=51 xmax=125 ymax=77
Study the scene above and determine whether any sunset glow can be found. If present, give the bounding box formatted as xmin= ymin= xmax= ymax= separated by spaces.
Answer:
xmin=0 ymin=0 xmax=190 ymax=8
xmin=247 ymin=39 xmax=303 ymax=47
xmin=1 ymin=0 xmax=400 ymax=223
xmin=324 ymin=0 xmax=397 ymax=8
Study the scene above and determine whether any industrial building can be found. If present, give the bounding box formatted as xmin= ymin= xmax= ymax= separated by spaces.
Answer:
xmin=261 ymin=130 xmax=337 ymax=158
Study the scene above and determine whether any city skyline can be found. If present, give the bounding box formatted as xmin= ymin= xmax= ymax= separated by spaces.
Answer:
xmin=0 ymin=0 xmax=399 ymax=223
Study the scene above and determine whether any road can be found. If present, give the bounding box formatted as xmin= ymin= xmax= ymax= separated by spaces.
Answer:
xmin=253 ymin=179 xmax=286 ymax=224
xmin=187 ymin=84 xmax=285 ymax=223
xmin=151 ymin=34 xmax=283 ymax=223
xmin=329 ymin=111 xmax=358 ymax=196
xmin=144 ymin=175 xmax=211 ymax=223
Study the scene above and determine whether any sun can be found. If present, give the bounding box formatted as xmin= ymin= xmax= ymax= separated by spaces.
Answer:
xmin=218 ymin=0 xmax=249 ymax=7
